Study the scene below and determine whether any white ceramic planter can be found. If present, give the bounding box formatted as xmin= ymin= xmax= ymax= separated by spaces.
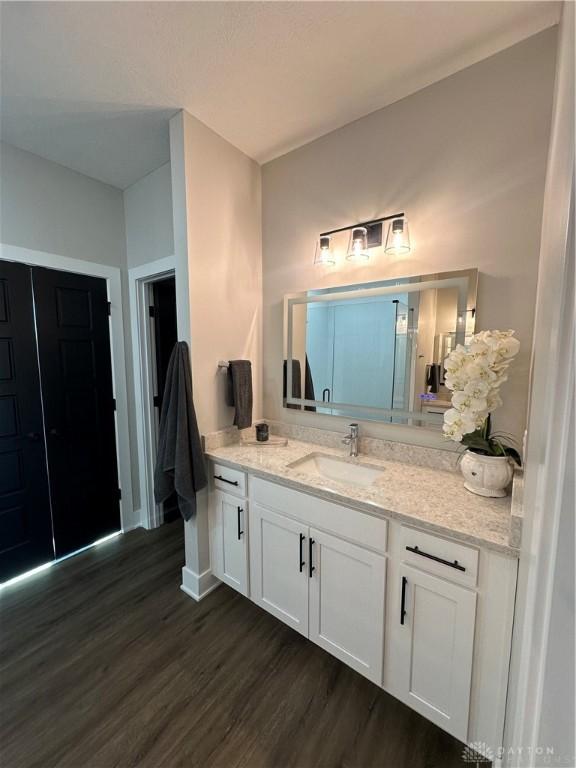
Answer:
xmin=460 ymin=451 xmax=514 ymax=497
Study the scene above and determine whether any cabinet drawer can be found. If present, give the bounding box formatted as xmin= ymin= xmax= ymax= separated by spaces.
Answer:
xmin=212 ymin=463 xmax=246 ymax=498
xmin=399 ymin=526 xmax=478 ymax=588
xmin=250 ymin=476 xmax=387 ymax=554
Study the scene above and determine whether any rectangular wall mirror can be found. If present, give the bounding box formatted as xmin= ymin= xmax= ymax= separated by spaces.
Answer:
xmin=283 ymin=269 xmax=478 ymax=428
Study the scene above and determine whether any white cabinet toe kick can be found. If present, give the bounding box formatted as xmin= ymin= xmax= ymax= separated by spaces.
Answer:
xmin=184 ymin=463 xmax=518 ymax=752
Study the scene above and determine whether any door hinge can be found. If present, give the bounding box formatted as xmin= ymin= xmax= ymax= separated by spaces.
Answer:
xmin=107 ymin=301 xmax=112 ymax=315
xmin=117 ymin=488 xmax=122 ymax=500
xmin=153 ymin=395 xmax=161 ymax=408
xmin=148 ymin=305 xmax=155 ymax=318
xmin=112 ymin=398 xmax=117 ymax=411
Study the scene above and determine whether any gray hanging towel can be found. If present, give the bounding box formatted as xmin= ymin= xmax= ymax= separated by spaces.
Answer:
xmin=227 ymin=360 xmax=253 ymax=429
xmin=283 ymin=359 xmax=301 ymax=409
xmin=304 ymin=356 xmax=316 ymax=412
xmin=426 ymin=363 xmax=441 ymax=394
xmin=154 ymin=342 xmax=206 ymax=521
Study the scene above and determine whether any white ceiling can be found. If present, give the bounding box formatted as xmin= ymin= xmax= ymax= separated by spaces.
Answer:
xmin=0 ymin=1 xmax=560 ymax=189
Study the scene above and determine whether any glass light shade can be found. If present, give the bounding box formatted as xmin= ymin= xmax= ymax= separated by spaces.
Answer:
xmin=346 ymin=227 xmax=370 ymax=262
xmin=385 ymin=218 xmax=411 ymax=255
xmin=314 ymin=235 xmax=335 ymax=265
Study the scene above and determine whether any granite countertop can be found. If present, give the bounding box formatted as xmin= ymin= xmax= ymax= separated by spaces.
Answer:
xmin=204 ymin=438 xmax=519 ymax=557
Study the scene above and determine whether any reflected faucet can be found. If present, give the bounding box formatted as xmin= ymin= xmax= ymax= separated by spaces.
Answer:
xmin=342 ymin=423 xmax=360 ymax=458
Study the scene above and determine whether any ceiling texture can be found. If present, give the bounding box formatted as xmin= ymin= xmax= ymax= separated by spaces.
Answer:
xmin=0 ymin=1 xmax=560 ymax=189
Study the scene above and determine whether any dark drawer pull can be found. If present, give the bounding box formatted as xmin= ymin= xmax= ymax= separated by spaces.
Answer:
xmin=299 ymin=533 xmax=305 ymax=573
xmin=309 ymin=538 xmax=315 ymax=578
xmin=405 ymin=545 xmax=466 ymax=572
xmin=214 ymin=475 xmax=239 ymax=487
xmin=237 ymin=507 xmax=244 ymax=540
xmin=400 ymin=575 xmax=408 ymax=625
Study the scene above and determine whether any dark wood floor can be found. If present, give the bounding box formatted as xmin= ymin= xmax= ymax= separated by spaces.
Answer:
xmin=0 ymin=521 xmax=470 ymax=768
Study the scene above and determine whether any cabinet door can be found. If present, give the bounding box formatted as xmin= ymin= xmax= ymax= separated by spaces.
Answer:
xmin=308 ymin=529 xmax=386 ymax=684
xmin=250 ymin=504 xmax=308 ymax=637
xmin=209 ymin=490 xmax=249 ymax=596
xmin=395 ymin=564 xmax=476 ymax=741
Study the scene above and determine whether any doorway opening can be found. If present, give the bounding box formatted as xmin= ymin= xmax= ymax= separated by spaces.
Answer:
xmin=148 ymin=275 xmax=178 ymax=523
xmin=129 ymin=257 xmax=179 ymax=530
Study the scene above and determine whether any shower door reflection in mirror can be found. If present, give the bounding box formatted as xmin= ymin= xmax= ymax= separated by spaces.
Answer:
xmin=283 ymin=269 xmax=478 ymax=428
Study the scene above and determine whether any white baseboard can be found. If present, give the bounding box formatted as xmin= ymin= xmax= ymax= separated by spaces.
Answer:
xmin=121 ymin=523 xmax=142 ymax=534
xmin=181 ymin=566 xmax=221 ymax=601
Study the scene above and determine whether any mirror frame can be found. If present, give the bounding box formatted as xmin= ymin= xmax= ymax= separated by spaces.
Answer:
xmin=283 ymin=268 xmax=478 ymax=425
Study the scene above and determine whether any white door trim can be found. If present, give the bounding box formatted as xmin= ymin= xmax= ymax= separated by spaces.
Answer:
xmin=0 ymin=243 xmax=136 ymax=532
xmin=128 ymin=256 xmax=177 ymax=529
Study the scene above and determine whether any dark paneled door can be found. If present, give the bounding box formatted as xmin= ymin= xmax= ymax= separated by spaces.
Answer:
xmin=32 ymin=267 xmax=121 ymax=557
xmin=0 ymin=261 xmax=53 ymax=581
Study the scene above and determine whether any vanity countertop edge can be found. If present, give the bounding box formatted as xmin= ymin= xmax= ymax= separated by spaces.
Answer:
xmin=204 ymin=440 xmax=520 ymax=558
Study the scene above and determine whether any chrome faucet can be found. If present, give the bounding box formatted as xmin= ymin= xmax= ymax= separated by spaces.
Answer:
xmin=342 ymin=423 xmax=360 ymax=457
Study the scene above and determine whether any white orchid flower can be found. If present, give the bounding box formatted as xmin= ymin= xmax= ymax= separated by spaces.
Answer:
xmin=443 ymin=329 xmax=520 ymax=444
xmin=463 ymin=380 xmax=491 ymax=399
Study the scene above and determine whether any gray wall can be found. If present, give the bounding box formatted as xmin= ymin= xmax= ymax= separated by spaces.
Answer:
xmin=124 ymin=162 xmax=174 ymax=268
xmin=262 ymin=29 xmax=558 ymax=448
xmin=0 ymin=141 xmax=145 ymax=511
xmin=0 ymin=141 xmax=126 ymax=265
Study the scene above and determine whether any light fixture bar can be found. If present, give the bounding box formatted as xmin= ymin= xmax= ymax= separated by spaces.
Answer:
xmin=319 ymin=212 xmax=405 ymax=238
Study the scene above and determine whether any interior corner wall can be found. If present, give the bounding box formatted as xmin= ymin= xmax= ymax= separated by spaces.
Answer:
xmin=261 ymin=28 xmax=558 ymax=448
xmin=169 ymin=109 xmax=262 ymax=583
xmin=123 ymin=162 xmax=174 ymax=268
xmin=0 ymin=141 xmax=126 ymax=265
xmin=174 ymin=110 xmax=262 ymax=436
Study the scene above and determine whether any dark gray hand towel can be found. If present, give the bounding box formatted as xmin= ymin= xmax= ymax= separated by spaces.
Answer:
xmin=283 ymin=359 xmax=301 ymax=409
xmin=227 ymin=360 xmax=253 ymax=430
xmin=304 ymin=356 xmax=316 ymax=412
xmin=426 ymin=363 xmax=441 ymax=394
xmin=154 ymin=342 xmax=206 ymax=521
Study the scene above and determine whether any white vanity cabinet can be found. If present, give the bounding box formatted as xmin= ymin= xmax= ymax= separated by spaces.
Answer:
xmin=208 ymin=464 xmax=249 ymax=596
xmin=391 ymin=564 xmax=476 ymax=740
xmin=384 ymin=525 xmax=478 ymax=740
xmin=203 ymin=461 xmax=517 ymax=751
xmin=249 ymin=477 xmax=387 ymax=685
xmin=250 ymin=503 xmax=309 ymax=636
xmin=308 ymin=528 xmax=386 ymax=682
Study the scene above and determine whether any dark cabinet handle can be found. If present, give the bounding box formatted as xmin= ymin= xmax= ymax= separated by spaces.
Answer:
xmin=405 ymin=545 xmax=466 ymax=572
xmin=299 ymin=533 xmax=305 ymax=572
xmin=400 ymin=576 xmax=408 ymax=625
xmin=214 ymin=475 xmax=239 ymax=487
xmin=237 ymin=507 xmax=244 ymax=540
xmin=322 ymin=388 xmax=331 ymax=403
xmin=309 ymin=538 xmax=315 ymax=577
xmin=49 ymin=427 xmax=61 ymax=437
xmin=26 ymin=432 xmax=41 ymax=442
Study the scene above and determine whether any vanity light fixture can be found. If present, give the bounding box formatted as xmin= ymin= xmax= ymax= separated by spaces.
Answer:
xmin=347 ymin=227 xmax=370 ymax=262
xmin=314 ymin=211 xmax=405 ymax=265
xmin=385 ymin=217 xmax=411 ymax=255
xmin=313 ymin=234 xmax=336 ymax=265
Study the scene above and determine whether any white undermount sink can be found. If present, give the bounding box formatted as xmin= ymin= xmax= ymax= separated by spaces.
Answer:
xmin=288 ymin=452 xmax=384 ymax=487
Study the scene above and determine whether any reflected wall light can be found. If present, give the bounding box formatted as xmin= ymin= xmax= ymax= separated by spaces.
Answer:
xmin=384 ymin=217 xmax=411 ymax=255
xmin=314 ymin=211 xmax=406 ymax=265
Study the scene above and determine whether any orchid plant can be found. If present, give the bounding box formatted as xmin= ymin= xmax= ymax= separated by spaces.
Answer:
xmin=442 ymin=330 xmax=522 ymax=465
